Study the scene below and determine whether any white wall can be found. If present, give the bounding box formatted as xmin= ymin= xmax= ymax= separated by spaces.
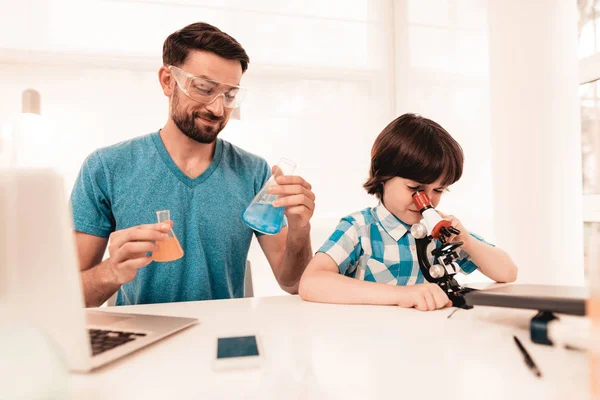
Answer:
xmin=393 ymin=0 xmax=494 ymax=284
xmin=487 ymin=0 xmax=584 ymax=285
xmin=0 ymin=64 xmax=166 ymax=191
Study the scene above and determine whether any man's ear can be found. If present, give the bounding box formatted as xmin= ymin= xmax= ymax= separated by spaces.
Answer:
xmin=158 ymin=66 xmax=174 ymax=97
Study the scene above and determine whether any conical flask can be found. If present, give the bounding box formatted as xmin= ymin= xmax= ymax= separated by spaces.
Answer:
xmin=242 ymin=158 xmax=296 ymax=235
xmin=152 ymin=210 xmax=184 ymax=262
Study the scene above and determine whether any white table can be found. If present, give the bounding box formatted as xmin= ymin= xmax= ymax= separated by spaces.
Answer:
xmin=70 ymin=295 xmax=589 ymax=400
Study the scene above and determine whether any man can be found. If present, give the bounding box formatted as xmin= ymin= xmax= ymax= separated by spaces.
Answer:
xmin=71 ymin=22 xmax=315 ymax=307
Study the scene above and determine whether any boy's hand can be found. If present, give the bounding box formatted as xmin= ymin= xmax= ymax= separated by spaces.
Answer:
xmin=438 ymin=212 xmax=471 ymax=246
xmin=268 ymin=168 xmax=316 ymax=231
xmin=397 ymin=283 xmax=452 ymax=311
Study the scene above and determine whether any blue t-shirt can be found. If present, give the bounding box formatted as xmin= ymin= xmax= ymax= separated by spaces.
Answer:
xmin=70 ymin=131 xmax=270 ymax=305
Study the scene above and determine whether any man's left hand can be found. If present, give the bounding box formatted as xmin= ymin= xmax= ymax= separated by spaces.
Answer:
xmin=268 ymin=168 xmax=315 ymax=231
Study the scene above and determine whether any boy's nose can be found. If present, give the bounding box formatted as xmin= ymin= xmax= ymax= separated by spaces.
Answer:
xmin=423 ymin=188 xmax=436 ymax=199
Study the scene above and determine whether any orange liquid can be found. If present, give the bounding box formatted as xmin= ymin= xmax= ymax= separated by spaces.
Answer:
xmin=152 ymin=236 xmax=184 ymax=262
xmin=589 ymin=298 xmax=600 ymax=400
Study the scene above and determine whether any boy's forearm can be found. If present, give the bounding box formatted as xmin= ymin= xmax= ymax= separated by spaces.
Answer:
xmin=277 ymin=225 xmax=313 ymax=293
xmin=81 ymin=261 xmax=120 ymax=307
xmin=462 ymin=239 xmax=518 ymax=283
xmin=299 ymin=269 xmax=401 ymax=305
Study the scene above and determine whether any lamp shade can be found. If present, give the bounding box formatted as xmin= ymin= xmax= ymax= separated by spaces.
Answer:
xmin=22 ymin=89 xmax=41 ymax=115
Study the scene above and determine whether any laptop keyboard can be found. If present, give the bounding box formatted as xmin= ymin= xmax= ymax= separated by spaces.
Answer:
xmin=88 ymin=329 xmax=147 ymax=356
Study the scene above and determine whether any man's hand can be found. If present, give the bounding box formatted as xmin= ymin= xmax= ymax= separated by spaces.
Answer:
xmin=268 ymin=167 xmax=315 ymax=231
xmin=397 ymin=283 xmax=452 ymax=311
xmin=104 ymin=222 xmax=172 ymax=284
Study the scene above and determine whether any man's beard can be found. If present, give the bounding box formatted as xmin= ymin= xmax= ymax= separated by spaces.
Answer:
xmin=171 ymin=90 xmax=225 ymax=144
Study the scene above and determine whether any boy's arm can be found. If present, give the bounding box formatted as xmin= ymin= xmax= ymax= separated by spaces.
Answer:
xmin=461 ymin=238 xmax=518 ymax=283
xmin=439 ymin=213 xmax=518 ymax=283
xmin=298 ymin=253 xmax=451 ymax=310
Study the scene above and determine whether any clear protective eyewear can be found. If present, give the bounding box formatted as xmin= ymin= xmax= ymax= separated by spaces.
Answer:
xmin=168 ymin=65 xmax=247 ymax=109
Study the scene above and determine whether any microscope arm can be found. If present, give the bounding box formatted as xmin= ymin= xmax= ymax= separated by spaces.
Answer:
xmin=414 ymin=237 xmax=475 ymax=309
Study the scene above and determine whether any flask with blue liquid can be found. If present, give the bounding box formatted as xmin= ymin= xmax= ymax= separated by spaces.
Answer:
xmin=243 ymin=158 xmax=296 ymax=235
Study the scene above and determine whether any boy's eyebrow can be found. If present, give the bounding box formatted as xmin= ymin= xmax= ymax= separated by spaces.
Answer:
xmin=406 ymin=180 xmax=447 ymax=189
xmin=411 ymin=183 xmax=447 ymax=190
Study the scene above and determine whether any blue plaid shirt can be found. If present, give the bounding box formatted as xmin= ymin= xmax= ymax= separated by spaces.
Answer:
xmin=318 ymin=203 xmax=487 ymax=285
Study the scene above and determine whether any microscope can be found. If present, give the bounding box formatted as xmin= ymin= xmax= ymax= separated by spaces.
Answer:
xmin=409 ymin=191 xmax=475 ymax=308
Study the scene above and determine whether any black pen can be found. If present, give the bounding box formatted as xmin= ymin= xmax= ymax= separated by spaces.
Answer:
xmin=513 ymin=335 xmax=542 ymax=378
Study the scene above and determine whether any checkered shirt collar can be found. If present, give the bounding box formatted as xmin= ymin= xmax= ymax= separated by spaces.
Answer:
xmin=373 ymin=202 xmax=411 ymax=242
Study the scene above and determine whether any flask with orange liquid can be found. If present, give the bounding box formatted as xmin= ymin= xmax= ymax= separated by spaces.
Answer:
xmin=151 ymin=210 xmax=183 ymax=262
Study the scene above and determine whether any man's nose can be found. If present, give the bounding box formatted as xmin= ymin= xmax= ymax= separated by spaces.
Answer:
xmin=206 ymin=94 xmax=225 ymax=117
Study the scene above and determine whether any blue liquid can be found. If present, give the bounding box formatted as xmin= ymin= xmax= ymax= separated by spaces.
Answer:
xmin=242 ymin=203 xmax=285 ymax=235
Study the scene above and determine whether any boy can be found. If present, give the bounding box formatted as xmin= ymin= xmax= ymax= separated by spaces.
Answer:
xmin=299 ymin=113 xmax=517 ymax=311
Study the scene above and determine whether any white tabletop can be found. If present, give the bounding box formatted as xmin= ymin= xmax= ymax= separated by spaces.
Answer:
xmin=70 ymin=294 xmax=589 ymax=400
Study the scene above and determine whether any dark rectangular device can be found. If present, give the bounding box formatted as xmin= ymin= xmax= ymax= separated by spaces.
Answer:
xmin=217 ymin=336 xmax=260 ymax=359
xmin=464 ymin=284 xmax=588 ymax=316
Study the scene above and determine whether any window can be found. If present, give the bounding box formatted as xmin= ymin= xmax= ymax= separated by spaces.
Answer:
xmin=578 ymin=0 xmax=600 ymax=59
xmin=578 ymin=0 xmax=600 ymax=281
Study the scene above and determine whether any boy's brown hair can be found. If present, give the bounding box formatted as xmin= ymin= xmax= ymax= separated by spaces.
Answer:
xmin=364 ymin=113 xmax=464 ymax=198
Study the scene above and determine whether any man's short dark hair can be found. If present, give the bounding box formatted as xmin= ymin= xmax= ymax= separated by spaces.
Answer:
xmin=364 ymin=113 xmax=464 ymax=199
xmin=163 ymin=22 xmax=250 ymax=72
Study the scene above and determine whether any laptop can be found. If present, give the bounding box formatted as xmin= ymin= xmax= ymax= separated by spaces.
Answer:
xmin=464 ymin=284 xmax=588 ymax=316
xmin=0 ymin=169 xmax=197 ymax=372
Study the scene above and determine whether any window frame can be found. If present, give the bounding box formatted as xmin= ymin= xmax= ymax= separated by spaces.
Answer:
xmin=579 ymin=52 xmax=600 ymax=223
